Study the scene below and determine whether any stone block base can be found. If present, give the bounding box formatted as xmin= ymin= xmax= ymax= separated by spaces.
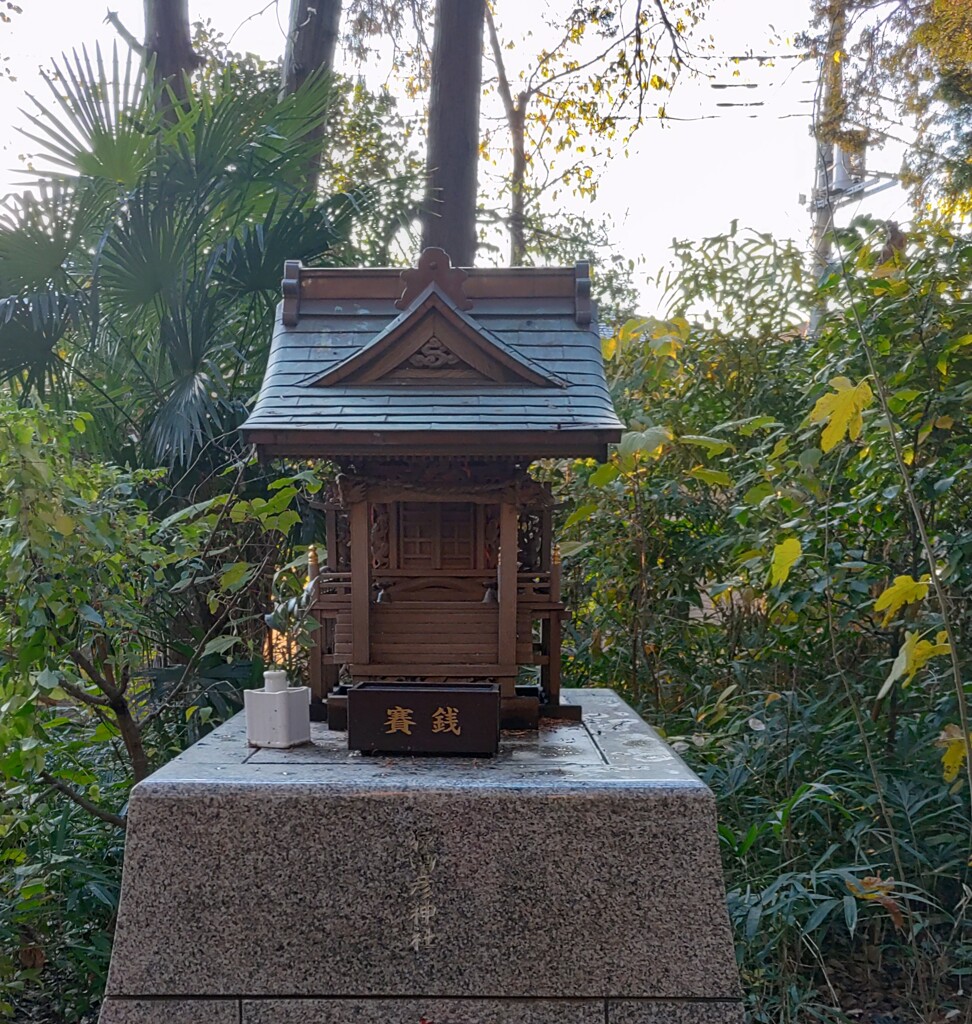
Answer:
xmin=99 ymin=690 xmax=743 ymax=1022
xmin=101 ymin=998 xmax=743 ymax=1023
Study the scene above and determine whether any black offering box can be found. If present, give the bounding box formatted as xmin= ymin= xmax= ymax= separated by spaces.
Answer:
xmin=348 ymin=681 xmax=500 ymax=755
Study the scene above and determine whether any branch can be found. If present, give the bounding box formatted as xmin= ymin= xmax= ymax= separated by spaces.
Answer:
xmin=60 ymin=678 xmax=110 ymax=709
xmin=485 ymin=6 xmax=517 ymax=126
xmin=652 ymin=0 xmax=689 ymax=66
xmin=70 ymin=647 xmax=121 ymax=702
xmin=40 ymin=771 xmax=127 ymax=829
xmin=104 ymin=10 xmax=145 ymax=55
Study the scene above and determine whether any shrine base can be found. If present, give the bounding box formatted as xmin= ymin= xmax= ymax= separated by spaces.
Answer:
xmin=99 ymin=689 xmax=743 ymax=1024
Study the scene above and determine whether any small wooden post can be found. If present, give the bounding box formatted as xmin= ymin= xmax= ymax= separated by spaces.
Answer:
xmin=497 ymin=501 xmax=518 ymax=697
xmin=547 ymin=544 xmax=563 ymax=705
xmin=307 ymin=544 xmax=324 ymax=702
xmin=350 ymin=501 xmax=371 ymax=665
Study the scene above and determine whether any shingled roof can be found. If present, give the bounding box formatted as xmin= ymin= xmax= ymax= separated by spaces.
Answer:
xmin=240 ymin=249 xmax=624 ymax=460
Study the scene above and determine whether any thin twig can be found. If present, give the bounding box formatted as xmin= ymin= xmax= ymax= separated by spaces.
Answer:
xmin=104 ymin=10 xmax=144 ymax=55
xmin=40 ymin=770 xmax=127 ymax=829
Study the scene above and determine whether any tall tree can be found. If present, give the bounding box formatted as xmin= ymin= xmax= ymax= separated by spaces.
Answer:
xmin=280 ymin=0 xmax=344 ymax=194
xmin=421 ymin=0 xmax=486 ymax=266
xmin=281 ymin=0 xmax=343 ymax=97
xmin=143 ymin=0 xmax=200 ymax=103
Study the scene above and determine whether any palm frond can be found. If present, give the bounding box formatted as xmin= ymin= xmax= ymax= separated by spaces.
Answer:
xmin=216 ymin=196 xmax=343 ymax=297
xmin=19 ymin=44 xmax=165 ymax=186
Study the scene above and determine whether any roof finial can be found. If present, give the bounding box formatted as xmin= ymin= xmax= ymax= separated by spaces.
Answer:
xmin=397 ymin=247 xmax=473 ymax=311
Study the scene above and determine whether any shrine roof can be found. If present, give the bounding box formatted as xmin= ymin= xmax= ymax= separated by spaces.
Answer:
xmin=240 ymin=250 xmax=624 ymax=460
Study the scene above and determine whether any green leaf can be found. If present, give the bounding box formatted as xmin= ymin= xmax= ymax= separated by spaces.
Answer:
xmin=843 ymin=893 xmax=858 ymax=938
xmin=687 ymin=467 xmax=733 ymax=488
xmin=680 ymin=435 xmax=735 ymax=456
xmin=219 ymin=561 xmax=252 ymax=592
xmin=35 ymin=668 xmax=61 ymax=691
xmin=78 ymin=604 xmax=105 ymax=626
xmin=737 ymin=415 xmax=780 ymax=437
xmin=589 ymin=463 xmax=619 ymax=487
xmin=158 ymin=496 xmax=224 ymax=529
xmin=618 ymin=426 xmax=671 ymax=459
xmin=564 ymin=503 xmax=597 ymax=528
xmin=202 ymin=635 xmax=242 ymax=658
xmin=743 ymin=482 xmax=774 ymax=506
xmin=770 ymin=537 xmax=802 ymax=585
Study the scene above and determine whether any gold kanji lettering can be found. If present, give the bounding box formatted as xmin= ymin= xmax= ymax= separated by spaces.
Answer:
xmin=431 ymin=705 xmax=461 ymax=736
xmin=385 ymin=706 xmax=416 ymax=735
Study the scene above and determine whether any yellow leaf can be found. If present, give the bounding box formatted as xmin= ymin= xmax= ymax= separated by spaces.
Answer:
xmin=771 ymin=537 xmax=802 ymax=585
xmin=936 ymin=724 xmax=971 ymax=784
xmin=879 ymin=628 xmax=950 ymax=699
xmin=907 ymin=632 xmax=951 ymax=684
xmin=809 ymin=377 xmax=874 ymax=452
xmin=873 ymin=574 xmax=931 ymax=625
xmin=935 ymin=415 xmax=954 ymax=429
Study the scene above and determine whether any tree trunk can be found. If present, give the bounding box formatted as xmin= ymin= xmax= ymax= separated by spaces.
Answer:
xmin=422 ymin=0 xmax=486 ymax=267
xmin=509 ymin=103 xmax=527 ymax=265
xmin=281 ymin=0 xmax=343 ymax=95
xmin=143 ymin=0 xmax=200 ymax=104
xmin=280 ymin=0 xmax=343 ymax=195
xmin=485 ymin=6 xmax=525 ymax=265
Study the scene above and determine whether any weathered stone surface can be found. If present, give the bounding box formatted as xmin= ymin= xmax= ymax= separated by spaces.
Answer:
xmin=243 ymin=998 xmax=603 ymax=1023
xmin=103 ymin=689 xmax=740 ymax=1013
xmin=99 ymin=998 xmax=238 ymax=1023
xmin=608 ymin=1000 xmax=745 ymax=1024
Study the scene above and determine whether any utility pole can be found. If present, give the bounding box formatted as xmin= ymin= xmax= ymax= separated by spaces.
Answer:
xmin=808 ymin=1 xmax=897 ymax=270
xmin=810 ymin=1 xmax=846 ymax=270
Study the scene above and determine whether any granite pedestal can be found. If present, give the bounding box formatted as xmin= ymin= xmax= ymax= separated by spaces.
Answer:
xmin=99 ymin=689 xmax=742 ymax=1023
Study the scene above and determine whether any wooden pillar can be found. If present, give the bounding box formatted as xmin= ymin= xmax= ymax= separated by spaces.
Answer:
xmin=540 ymin=507 xmax=552 ymax=571
xmin=321 ymin=507 xmax=339 ymax=692
xmin=544 ymin=545 xmax=563 ymax=705
xmin=307 ymin=545 xmax=324 ymax=702
xmin=497 ymin=501 xmax=518 ymax=697
xmin=350 ymin=501 xmax=371 ymax=666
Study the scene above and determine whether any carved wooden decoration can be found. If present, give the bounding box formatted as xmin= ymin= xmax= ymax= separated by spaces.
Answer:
xmin=310 ymin=292 xmax=561 ymax=389
xmin=396 ymin=247 xmax=473 ymax=311
xmin=408 ymin=337 xmax=460 ymax=368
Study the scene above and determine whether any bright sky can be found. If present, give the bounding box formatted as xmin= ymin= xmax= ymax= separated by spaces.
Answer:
xmin=0 ymin=0 xmax=911 ymax=312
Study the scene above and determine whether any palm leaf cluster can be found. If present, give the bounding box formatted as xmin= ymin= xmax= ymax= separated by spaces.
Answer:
xmin=0 ymin=45 xmax=418 ymax=469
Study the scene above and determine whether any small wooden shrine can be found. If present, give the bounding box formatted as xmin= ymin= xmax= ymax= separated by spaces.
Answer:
xmin=241 ymin=249 xmax=622 ymax=749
